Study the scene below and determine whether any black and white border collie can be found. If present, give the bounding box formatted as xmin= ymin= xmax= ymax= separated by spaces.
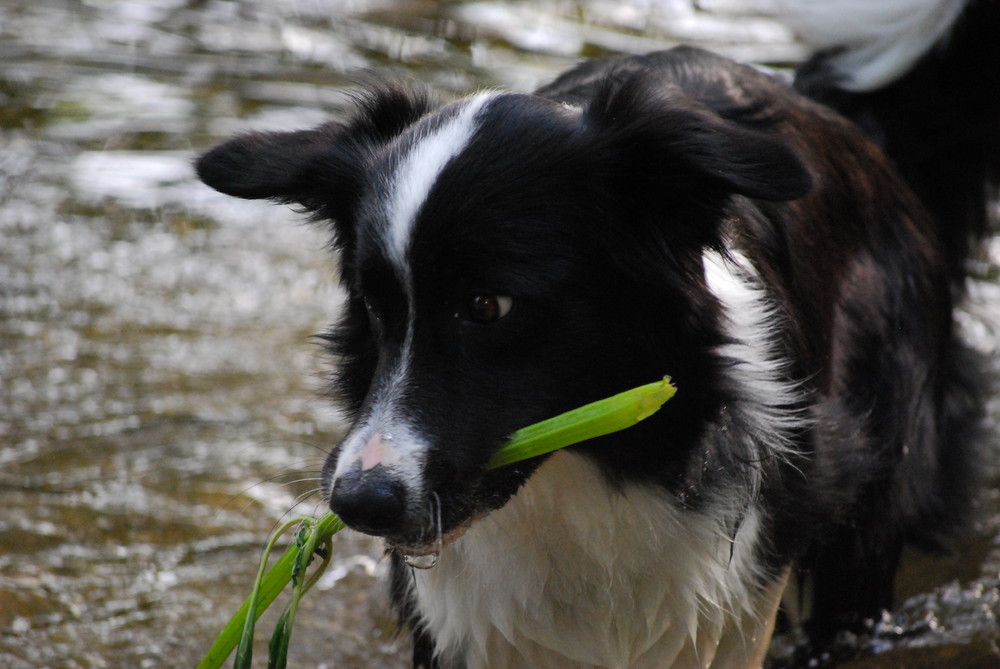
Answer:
xmin=197 ymin=1 xmax=991 ymax=666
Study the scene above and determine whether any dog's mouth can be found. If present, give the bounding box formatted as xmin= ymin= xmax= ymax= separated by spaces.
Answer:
xmin=381 ymin=458 xmax=542 ymax=568
xmin=366 ymin=443 xmax=553 ymax=568
xmin=388 ymin=506 xmax=494 ymax=569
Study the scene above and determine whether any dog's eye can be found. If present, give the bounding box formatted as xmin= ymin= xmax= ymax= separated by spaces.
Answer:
xmin=467 ymin=294 xmax=512 ymax=323
xmin=362 ymin=297 xmax=384 ymax=330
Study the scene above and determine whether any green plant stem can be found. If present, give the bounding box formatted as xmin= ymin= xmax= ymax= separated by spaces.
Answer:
xmin=197 ymin=514 xmax=344 ymax=669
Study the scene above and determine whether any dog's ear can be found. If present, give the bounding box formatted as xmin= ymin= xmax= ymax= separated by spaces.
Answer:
xmin=195 ymin=84 xmax=435 ymax=222
xmin=195 ymin=122 xmax=348 ymax=204
xmin=585 ymin=68 xmax=813 ymax=203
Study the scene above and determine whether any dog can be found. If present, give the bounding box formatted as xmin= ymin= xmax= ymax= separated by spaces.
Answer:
xmin=779 ymin=0 xmax=1000 ymax=286
xmin=196 ymin=2 xmax=988 ymax=665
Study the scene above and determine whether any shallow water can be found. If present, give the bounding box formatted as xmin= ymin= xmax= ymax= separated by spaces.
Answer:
xmin=0 ymin=1 xmax=998 ymax=667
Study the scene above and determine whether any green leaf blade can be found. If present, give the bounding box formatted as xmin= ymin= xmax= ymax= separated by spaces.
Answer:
xmin=487 ymin=377 xmax=676 ymax=469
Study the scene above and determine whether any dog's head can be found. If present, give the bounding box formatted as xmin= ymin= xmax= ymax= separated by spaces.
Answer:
xmin=196 ymin=58 xmax=810 ymax=551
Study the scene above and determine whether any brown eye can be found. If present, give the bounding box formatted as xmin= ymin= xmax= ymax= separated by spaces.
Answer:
xmin=467 ymin=294 xmax=512 ymax=323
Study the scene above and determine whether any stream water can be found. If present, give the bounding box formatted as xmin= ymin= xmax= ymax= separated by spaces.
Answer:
xmin=1 ymin=1 xmax=998 ymax=667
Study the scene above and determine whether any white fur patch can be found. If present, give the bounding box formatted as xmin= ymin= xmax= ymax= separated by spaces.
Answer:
xmin=411 ymin=453 xmax=775 ymax=669
xmin=773 ymin=0 xmax=965 ymax=90
xmin=384 ymin=93 xmax=494 ymax=268
xmin=703 ymin=248 xmax=807 ymax=455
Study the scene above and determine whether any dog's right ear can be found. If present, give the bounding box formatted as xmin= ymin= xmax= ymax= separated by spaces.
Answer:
xmin=195 ymin=84 xmax=434 ymax=223
xmin=195 ymin=122 xmax=349 ymax=205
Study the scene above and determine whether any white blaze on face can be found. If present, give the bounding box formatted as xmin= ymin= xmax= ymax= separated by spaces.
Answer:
xmin=384 ymin=92 xmax=495 ymax=269
xmin=333 ymin=93 xmax=495 ymax=490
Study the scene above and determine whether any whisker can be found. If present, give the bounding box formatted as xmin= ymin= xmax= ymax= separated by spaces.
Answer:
xmin=291 ymin=486 xmax=324 ymax=507
xmin=281 ymin=476 xmax=324 ymax=487
xmin=220 ymin=459 xmax=324 ymax=498
xmin=212 ymin=438 xmax=340 ymax=558
xmin=263 ymin=489 xmax=326 ymax=542
xmin=433 ymin=491 xmax=443 ymax=553
xmin=253 ymin=436 xmax=336 ymax=458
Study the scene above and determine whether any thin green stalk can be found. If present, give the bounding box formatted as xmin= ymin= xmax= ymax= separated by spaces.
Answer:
xmin=230 ymin=517 xmax=308 ymax=669
xmin=267 ymin=525 xmax=334 ymax=669
xmin=197 ymin=515 xmax=344 ymax=669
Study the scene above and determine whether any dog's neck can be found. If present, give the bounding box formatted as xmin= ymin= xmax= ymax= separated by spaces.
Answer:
xmin=407 ymin=451 xmax=784 ymax=668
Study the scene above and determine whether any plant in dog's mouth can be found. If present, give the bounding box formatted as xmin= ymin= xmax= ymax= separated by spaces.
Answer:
xmin=198 ymin=377 xmax=676 ymax=669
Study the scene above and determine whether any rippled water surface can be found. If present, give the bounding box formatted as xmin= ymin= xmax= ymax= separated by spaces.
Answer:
xmin=1 ymin=1 xmax=998 ymax=667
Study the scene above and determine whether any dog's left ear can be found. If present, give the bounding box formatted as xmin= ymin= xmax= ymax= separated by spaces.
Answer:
xmin=585 ymin=72 xmax=813 ymax=203
xmin=196 ymin=84 xmax=435 ymax=222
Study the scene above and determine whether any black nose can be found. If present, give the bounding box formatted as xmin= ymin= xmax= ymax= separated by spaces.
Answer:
xmin=329 ymin=467 xmax=409 ymax=537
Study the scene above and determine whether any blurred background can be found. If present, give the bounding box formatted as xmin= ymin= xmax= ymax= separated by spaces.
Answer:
xmin=1 ymin=1 xmax=998 ymax=667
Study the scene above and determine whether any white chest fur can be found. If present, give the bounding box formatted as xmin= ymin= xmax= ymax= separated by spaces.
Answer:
xmin=410 ymin=453 xmax=783 ymax=669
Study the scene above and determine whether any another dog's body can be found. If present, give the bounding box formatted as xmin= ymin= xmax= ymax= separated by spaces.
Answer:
xmin=198 ymin=10 xmax=986 ymax=666
xmin=780 ymin=0 xmax=1000 ymax=283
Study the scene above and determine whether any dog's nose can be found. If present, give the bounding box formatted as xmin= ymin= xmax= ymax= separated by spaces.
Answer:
xmin=329 ymin=466 xmax=409 ymax=537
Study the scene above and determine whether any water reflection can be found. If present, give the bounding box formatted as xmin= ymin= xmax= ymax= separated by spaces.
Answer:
xmin=0 ymin=1 xmax=997 ymax=667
